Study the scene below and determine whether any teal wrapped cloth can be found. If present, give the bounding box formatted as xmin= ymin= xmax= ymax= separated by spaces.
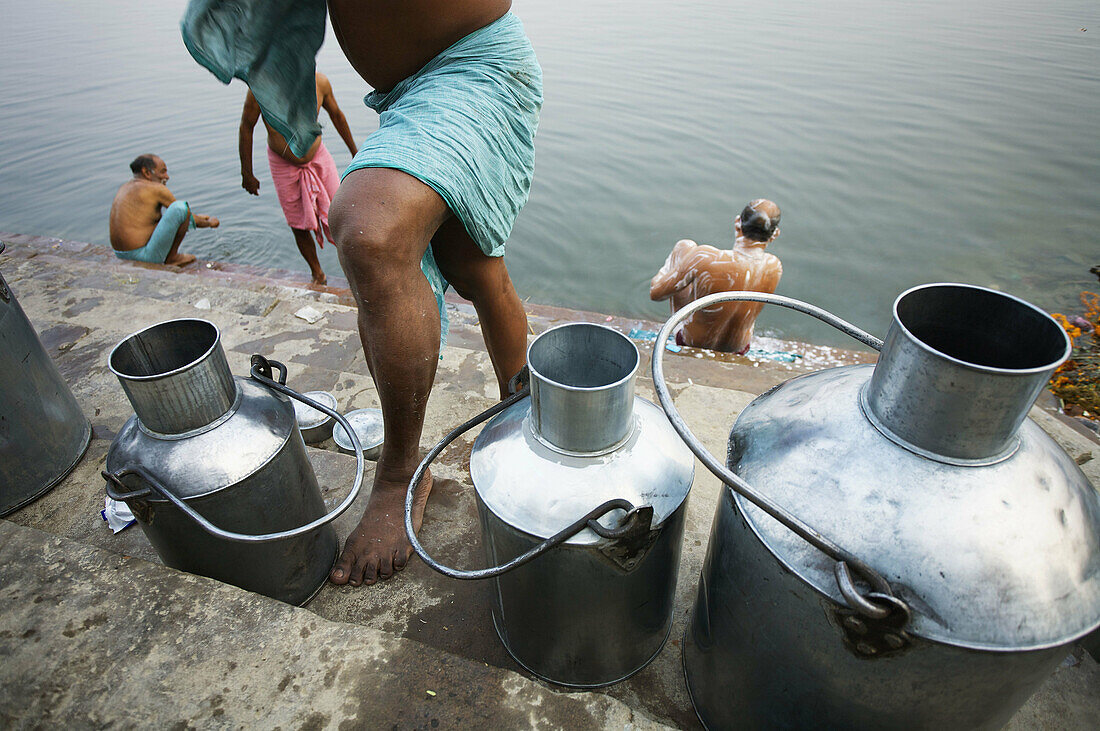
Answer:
xmin=344 ymin=12 xmax=543 ymax=345
xmin=181 ymin=0 xmax=325 ymax=159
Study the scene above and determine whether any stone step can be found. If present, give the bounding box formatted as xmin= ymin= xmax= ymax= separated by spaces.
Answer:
xmin=0 ymin=520 xmax=671 ymax=729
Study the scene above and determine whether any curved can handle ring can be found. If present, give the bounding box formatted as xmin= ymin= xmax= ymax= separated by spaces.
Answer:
xmin=403 ymin=369 xmax=654 ymax=581
xmin=651 ymin=291 xmax=907 ymax=620
xmin=101 ymin=356 xmax=365 ymax=544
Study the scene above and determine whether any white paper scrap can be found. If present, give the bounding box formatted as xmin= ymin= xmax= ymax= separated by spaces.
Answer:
xmin=101 ymin=496 xmax=136 ymax=534
xmin=294 ymin=305 xmax=324 ymax=324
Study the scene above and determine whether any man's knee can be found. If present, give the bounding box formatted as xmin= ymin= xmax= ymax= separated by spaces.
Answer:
xmin=330 ymin=173 xmax=445 ymax=271
xmin=332 ymin=216 xmax=424 ymax=272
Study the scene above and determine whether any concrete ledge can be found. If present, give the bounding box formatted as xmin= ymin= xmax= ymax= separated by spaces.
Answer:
xmin=0 ymin=520 xmax=669 ymax=729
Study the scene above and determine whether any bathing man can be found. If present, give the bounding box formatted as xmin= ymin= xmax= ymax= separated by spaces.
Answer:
xmin=109 ymin=155 xmax=219 ymax=266
xmin=239 ymin=72 xmax=358 ymax=285
xmin=650 ymin=199 xmax=782 ymax=353
xmin=183 ymin=0 xmax=541 ymax=587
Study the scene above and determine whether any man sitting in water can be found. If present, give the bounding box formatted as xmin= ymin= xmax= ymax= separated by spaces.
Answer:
xmin=109 ymin=154 xmax=219 ymax=266
xmin=650 ymin=199 xmax=783 ymax=354
xmin=238 ymin=72 xmax=358 ymax=285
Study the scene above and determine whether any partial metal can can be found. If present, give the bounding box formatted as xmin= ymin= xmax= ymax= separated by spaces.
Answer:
xmin=333 ymin=408 xmax=384 ymax=460
xmin=294 ymin=390 xmax=337 ymax=444
xmin=0 ymin=242 xmax=90 ymax=516
xmin=652 ymin=285 xmax=1100 ymax=729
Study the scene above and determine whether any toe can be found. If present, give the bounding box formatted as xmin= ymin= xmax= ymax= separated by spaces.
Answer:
xmin=393 ymin=545 xmax=414 ymax=572
xmin=354 ymin=554 xmax=379 ymax=587
xmin=378 ymin=555 xmax=395 ymax=580
xmin=329 ymin=551 xmax=354 ymax=585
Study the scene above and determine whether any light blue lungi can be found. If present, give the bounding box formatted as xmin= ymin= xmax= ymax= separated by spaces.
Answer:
xmin=344 ymin=13 xmax=543 ymax=344
xmin=114 ymin=201 xmax=194 ymax=263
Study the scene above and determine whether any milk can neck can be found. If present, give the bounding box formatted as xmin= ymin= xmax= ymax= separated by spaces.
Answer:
xmin=109 ymin=319 xmax=237 ymax=435
xmin=527 ymin=323 xmax=639 ymax=454
xmin=863 ymin=284 xmax=1071 ymax=463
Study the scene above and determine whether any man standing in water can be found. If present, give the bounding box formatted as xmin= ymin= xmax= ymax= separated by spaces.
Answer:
xmin=238 ymin=72 xmax=358 ymax=285
xmin=184 ymin=0 xmax=541 ymax=587
xmin=323 ymin=0 xmax=541 ymax=586
xmin=650 ymin=199 xmax=783 ymax=353
xmin=109 ymin=154 xmax=219 ymax=266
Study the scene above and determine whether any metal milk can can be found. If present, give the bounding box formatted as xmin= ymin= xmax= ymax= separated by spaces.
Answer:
xmin=652 ymin=284 xmax=1100 ymax=729
xmin=407 ymin=323 xmax=695 ymax=687
xmin=103 ymin=318 xmax=364 ymax=605
xmin=0 ymin=242 xmax=91 ymax=516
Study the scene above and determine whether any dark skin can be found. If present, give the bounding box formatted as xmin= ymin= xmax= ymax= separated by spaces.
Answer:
xmin=239 ymin=72 xmax=358 ymax=285
xmin=108 ymin=156 xmax=218 ymax=266
xmin=328 ymin=0 xmax=511 ymax=92
xmin=326 ymin=0 xmax=527 ymax=587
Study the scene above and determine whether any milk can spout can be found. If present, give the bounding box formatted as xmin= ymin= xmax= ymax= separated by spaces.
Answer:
xmin=862 ymin=284 xmax=1072 ymax=463
xmin=528 ymin=322 xmax=639 ymax=453
xmin=108 ymin=318 xmax=237 ymax=434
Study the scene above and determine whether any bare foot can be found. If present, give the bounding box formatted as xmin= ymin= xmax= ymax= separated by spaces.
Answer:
xmin=311 ymin=271 xmax=328 ymax=286
xmin=330 ymin=468 xmax=433 ymax=586
xmin=165 ymin=253 xmax=197 ymax=267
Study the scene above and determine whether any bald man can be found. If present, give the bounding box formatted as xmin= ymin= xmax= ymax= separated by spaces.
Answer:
xmin=650 ymin=199 xmax=782 ymax=353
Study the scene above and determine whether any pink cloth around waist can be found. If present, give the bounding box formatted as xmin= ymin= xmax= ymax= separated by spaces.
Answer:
xmin=267 ymin=140 xmax=340 ymax=246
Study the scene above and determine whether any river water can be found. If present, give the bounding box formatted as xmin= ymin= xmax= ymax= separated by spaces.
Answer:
xmin=1 ymin=0 xmax=1097 ymax=345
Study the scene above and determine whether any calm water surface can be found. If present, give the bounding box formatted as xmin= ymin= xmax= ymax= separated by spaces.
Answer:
xmin=1 ymin=0 xmax=1097 ymax=345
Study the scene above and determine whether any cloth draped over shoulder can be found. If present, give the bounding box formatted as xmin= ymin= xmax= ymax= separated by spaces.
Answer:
xmin=181 ymin=0 xmax=325 ymax=159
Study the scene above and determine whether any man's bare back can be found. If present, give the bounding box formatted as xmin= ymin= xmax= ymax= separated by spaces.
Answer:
xmin=327 ymin=0 xmax=511 ymax=92
xmin=109 ymin=178 xmax=178 ymax=252
xmin=240 ymin=73 xmax=358 ymax=186
xmin=651 ymin=200 xmax=783 ymax=353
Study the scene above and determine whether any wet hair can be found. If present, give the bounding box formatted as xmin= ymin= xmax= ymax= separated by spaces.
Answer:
xmin=130 ymin=154 xmax=159 ymax=176
xmin=740 ymin=201 xmax=781 ymax=242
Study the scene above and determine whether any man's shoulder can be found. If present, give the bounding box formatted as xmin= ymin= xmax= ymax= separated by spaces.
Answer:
xmin=116 ymin=179 xmax=168 ymax=206
xmin=112 ymin=179 xmax=143 ymax=201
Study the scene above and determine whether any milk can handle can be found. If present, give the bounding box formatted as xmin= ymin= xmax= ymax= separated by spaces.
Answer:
xmin=651 ymin=291 xmax=905 ymax=620
xmin=102 ymin=357 xmax=365 ymax=544
xmin=404 ymin=369 xmax=655 ymax=580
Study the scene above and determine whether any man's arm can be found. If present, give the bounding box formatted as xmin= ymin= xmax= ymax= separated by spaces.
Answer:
xmin=318 ymin=73 xmax=358 ymax=156
xmin=649 ymin=239 xmax=697 ymax=301
xmin=157 ymin=185 xmax=219 ymax=229
xmin=239 ymin=91 xmax=262 ymax=195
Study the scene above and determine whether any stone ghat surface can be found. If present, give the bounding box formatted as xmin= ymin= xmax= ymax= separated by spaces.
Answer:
xmin=1 ymin=232 xmax=1097 ymax=729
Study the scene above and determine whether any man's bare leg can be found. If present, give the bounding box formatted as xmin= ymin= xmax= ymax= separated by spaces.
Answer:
xmin=292 ymin=227 xmax=327 ymax=285
xmin=431 ymin=217 xmax=528 ymax=399
xmin=164 ymin=215 xmax=196 ymax=267
xmin=328 ymin=167 xmax=450 ymax=586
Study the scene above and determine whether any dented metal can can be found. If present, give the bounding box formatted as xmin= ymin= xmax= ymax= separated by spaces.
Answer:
xmin=470 ymin=323 xmax=694 ymax=686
